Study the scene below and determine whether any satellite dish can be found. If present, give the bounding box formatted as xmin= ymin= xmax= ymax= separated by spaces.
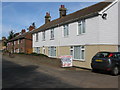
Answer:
xmin=102 ymin=13 xmax=107 ymax=19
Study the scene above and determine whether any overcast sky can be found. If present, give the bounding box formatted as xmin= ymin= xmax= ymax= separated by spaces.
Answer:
xmin=1 ymin=0 xmax=104 ymax=39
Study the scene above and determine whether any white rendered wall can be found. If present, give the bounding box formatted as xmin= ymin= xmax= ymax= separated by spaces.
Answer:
xmin=33 ymin=2 xmax=118 ymax=48
xmin=118 ymin=1 xmax=120 ymax=45
xmin=59 ymin=17 xmax=100 ymax=46
xmin=33 ymin=16 xmax=100 ymax=47
xmin=99 ymin=2 xmax=118 ymax=45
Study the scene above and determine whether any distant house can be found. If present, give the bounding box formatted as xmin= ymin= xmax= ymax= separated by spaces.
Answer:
xmin=0 ymin=37 xmax=7 ymax=51
xmin=32 ymin=0 xmax=119 ymax=69
xmin=7 ymin=25 xmax=35 ymax=54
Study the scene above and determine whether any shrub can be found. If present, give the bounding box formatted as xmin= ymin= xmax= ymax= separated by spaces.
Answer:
xmin=30 ymin=52 xmax=48 ymax=57
xmin=18 ymin=52 xmax=25 ymax=54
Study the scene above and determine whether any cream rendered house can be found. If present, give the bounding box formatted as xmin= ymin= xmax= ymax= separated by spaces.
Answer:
xmin=32 ymin=0 xmax=119 ymax=69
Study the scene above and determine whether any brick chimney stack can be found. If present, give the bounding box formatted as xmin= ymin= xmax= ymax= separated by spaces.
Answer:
xmin=28 ymin=26 xmax=35 ymax=31
xmin=45 ymin=12 xmax=51 ymax=24
xmin=21 ymin=29 xmax=26 ymax=34
xmin=59 ymin=5 xmax=67 ymax=18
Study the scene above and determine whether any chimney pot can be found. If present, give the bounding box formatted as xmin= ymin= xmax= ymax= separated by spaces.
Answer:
xmin=21 ymin=29 xmax=26 ymax=34
xmin=61 ymin=5 xmax=64 ymax=8
xmin=46 ymin=12 xmax=50 ymax=16
xmin=45 ymin=12 xmax=51 ymax=24
xmin=29 ymin=26 xmax=35 ymax=31
xmin=59 ymin=5 xmax=67 ymax=18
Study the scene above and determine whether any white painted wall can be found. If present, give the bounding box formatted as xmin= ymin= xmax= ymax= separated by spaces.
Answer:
xmin=118 ymin=1 xmax=120 ymax=45
xmin=33 ymin=16 xmax=100 ymax=47
xmin=99 ymin=2 xmax=118 ymax=45
xmin=32 ymin=2 xmax=119 ymax=48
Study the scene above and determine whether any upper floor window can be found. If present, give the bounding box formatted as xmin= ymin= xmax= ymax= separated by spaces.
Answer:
xmin=36 ymin=33 xmax=38 ymax=42
xmin=63 ymin=24 xmax=69 ymax=37
xmin=42 ymin=31 xmax=45 ymax=41
xmin=78 ymin=19 xmax=85 ymax=35
xmin=50 ymin=28 xmax=54 ymax=40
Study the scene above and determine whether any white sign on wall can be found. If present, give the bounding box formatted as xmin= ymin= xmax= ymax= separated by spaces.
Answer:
xmin=59 ymin=55 xmax=73 ymax=67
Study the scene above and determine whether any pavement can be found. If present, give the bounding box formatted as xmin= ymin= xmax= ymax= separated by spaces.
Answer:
xmin=2 ymin=53 xmax=119 ymax=88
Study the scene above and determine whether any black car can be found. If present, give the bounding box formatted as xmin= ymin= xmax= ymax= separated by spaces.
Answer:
xmin=91 ymin=52 xmax=120 ymax=75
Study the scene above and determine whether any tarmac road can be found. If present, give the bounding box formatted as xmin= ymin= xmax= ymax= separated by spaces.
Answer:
xmin=2 ymin=58 xmax=76 ymax=88
xmin=2 ymin=54 xmax=119 ymax=88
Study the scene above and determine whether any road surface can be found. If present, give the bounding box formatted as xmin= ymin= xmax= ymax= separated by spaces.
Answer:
xmin=2 ymin=54 xmax=119 ymax=88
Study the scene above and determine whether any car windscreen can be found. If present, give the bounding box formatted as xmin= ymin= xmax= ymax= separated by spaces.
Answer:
xmin=95 ymin=52 xmax=111 ymax=58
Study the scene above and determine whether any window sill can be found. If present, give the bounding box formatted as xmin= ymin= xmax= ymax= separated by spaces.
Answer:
xmin=48 ymin=56 xmax=57 ymax=58
xmin=50 ymin=38 xmax=54 ymax=40
xmin=73 ymin=59 xmax=85 ymax=62
xmin=77 ymin=33 xmax=86 ymax=36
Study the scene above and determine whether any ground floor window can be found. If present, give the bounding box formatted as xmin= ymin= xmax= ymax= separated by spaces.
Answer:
xmin=48 ymin=46 xmax=56 ymax=57
xmin=34 ymin=47 xmax=40 ymax=54
xmin=118 ymin=46 xmax=120 ymax=52
xmin=42 ymin=48 xmax=46 ymax=54
xmin=70 ymin=46 xmax=85 ymax=61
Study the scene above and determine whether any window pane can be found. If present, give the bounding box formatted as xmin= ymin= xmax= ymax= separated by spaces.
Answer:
xmin=36 ymin=33 xmax=39 ymax=42
xmin=82 ymin=20 xmax=85 ymax=33
xmin=81 ymin=50 xmax=85 ymax=59
xmin=48 ymin=47 xmax=56 ymax=56
xmin=118 ymin=46 xmax=120 ymax=52
xmin=42 ymin=31 xmax=45 ymax=40
xmin=51 ymin=29 xmax=54 ymax=39
xmin=78 ymin=22 xmax=81 ymax=35
xmin=78 ymin=20 xmax=85 ymax=34
xmin=64 ymin=25 xmax=69 ymax=37
xmin=74 ymin=46 xmax=80 ymax=59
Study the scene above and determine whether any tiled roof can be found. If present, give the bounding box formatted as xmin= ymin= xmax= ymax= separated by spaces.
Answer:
xmin=32 ymin=1 xmax=112 ymax=34
xmin=8 ymin=31 xmax=32 ymax=42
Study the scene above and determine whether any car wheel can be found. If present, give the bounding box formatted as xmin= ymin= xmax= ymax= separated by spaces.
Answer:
xmin=111 ymin=67 xmax=119 ymax=76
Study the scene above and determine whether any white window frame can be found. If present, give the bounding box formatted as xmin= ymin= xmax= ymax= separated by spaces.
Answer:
xmin=36 ymin=33 xmax=38 ymax=42
xmin=48 ymin=46 xmax=56 ymax=57
xmin=42 ymin=31 xmax=45 ymax=41
xmin=70 ymin=46 xmax=85 ymax=61
xmin=77 ymin=19 xmax=86 ymax=35
xmin=36 ymin=47 xmax=40 ymax=54
xmin=118 ymin=46 xmax=120 ymax=52
xmin=63 ymin=24 xmax=69 ymax=37
xmin=42 ymin=48 xmax=45 ymax=54
xmin=50 ymin=28 xmax=54 ymax=40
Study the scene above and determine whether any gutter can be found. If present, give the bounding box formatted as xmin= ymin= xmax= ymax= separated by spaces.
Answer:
xmin=99 ymin=0 xmax=118 ymax=15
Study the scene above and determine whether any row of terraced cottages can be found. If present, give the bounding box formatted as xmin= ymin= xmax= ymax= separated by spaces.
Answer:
xmin=7 ymin=0 xmax=119 ymax=69
xmin=7 ymin=25 xmax=35 ymax=54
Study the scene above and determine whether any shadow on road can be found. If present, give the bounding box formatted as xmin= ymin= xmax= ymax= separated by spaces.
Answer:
xmin=2 ymin=59 xmax=77 ymax=88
